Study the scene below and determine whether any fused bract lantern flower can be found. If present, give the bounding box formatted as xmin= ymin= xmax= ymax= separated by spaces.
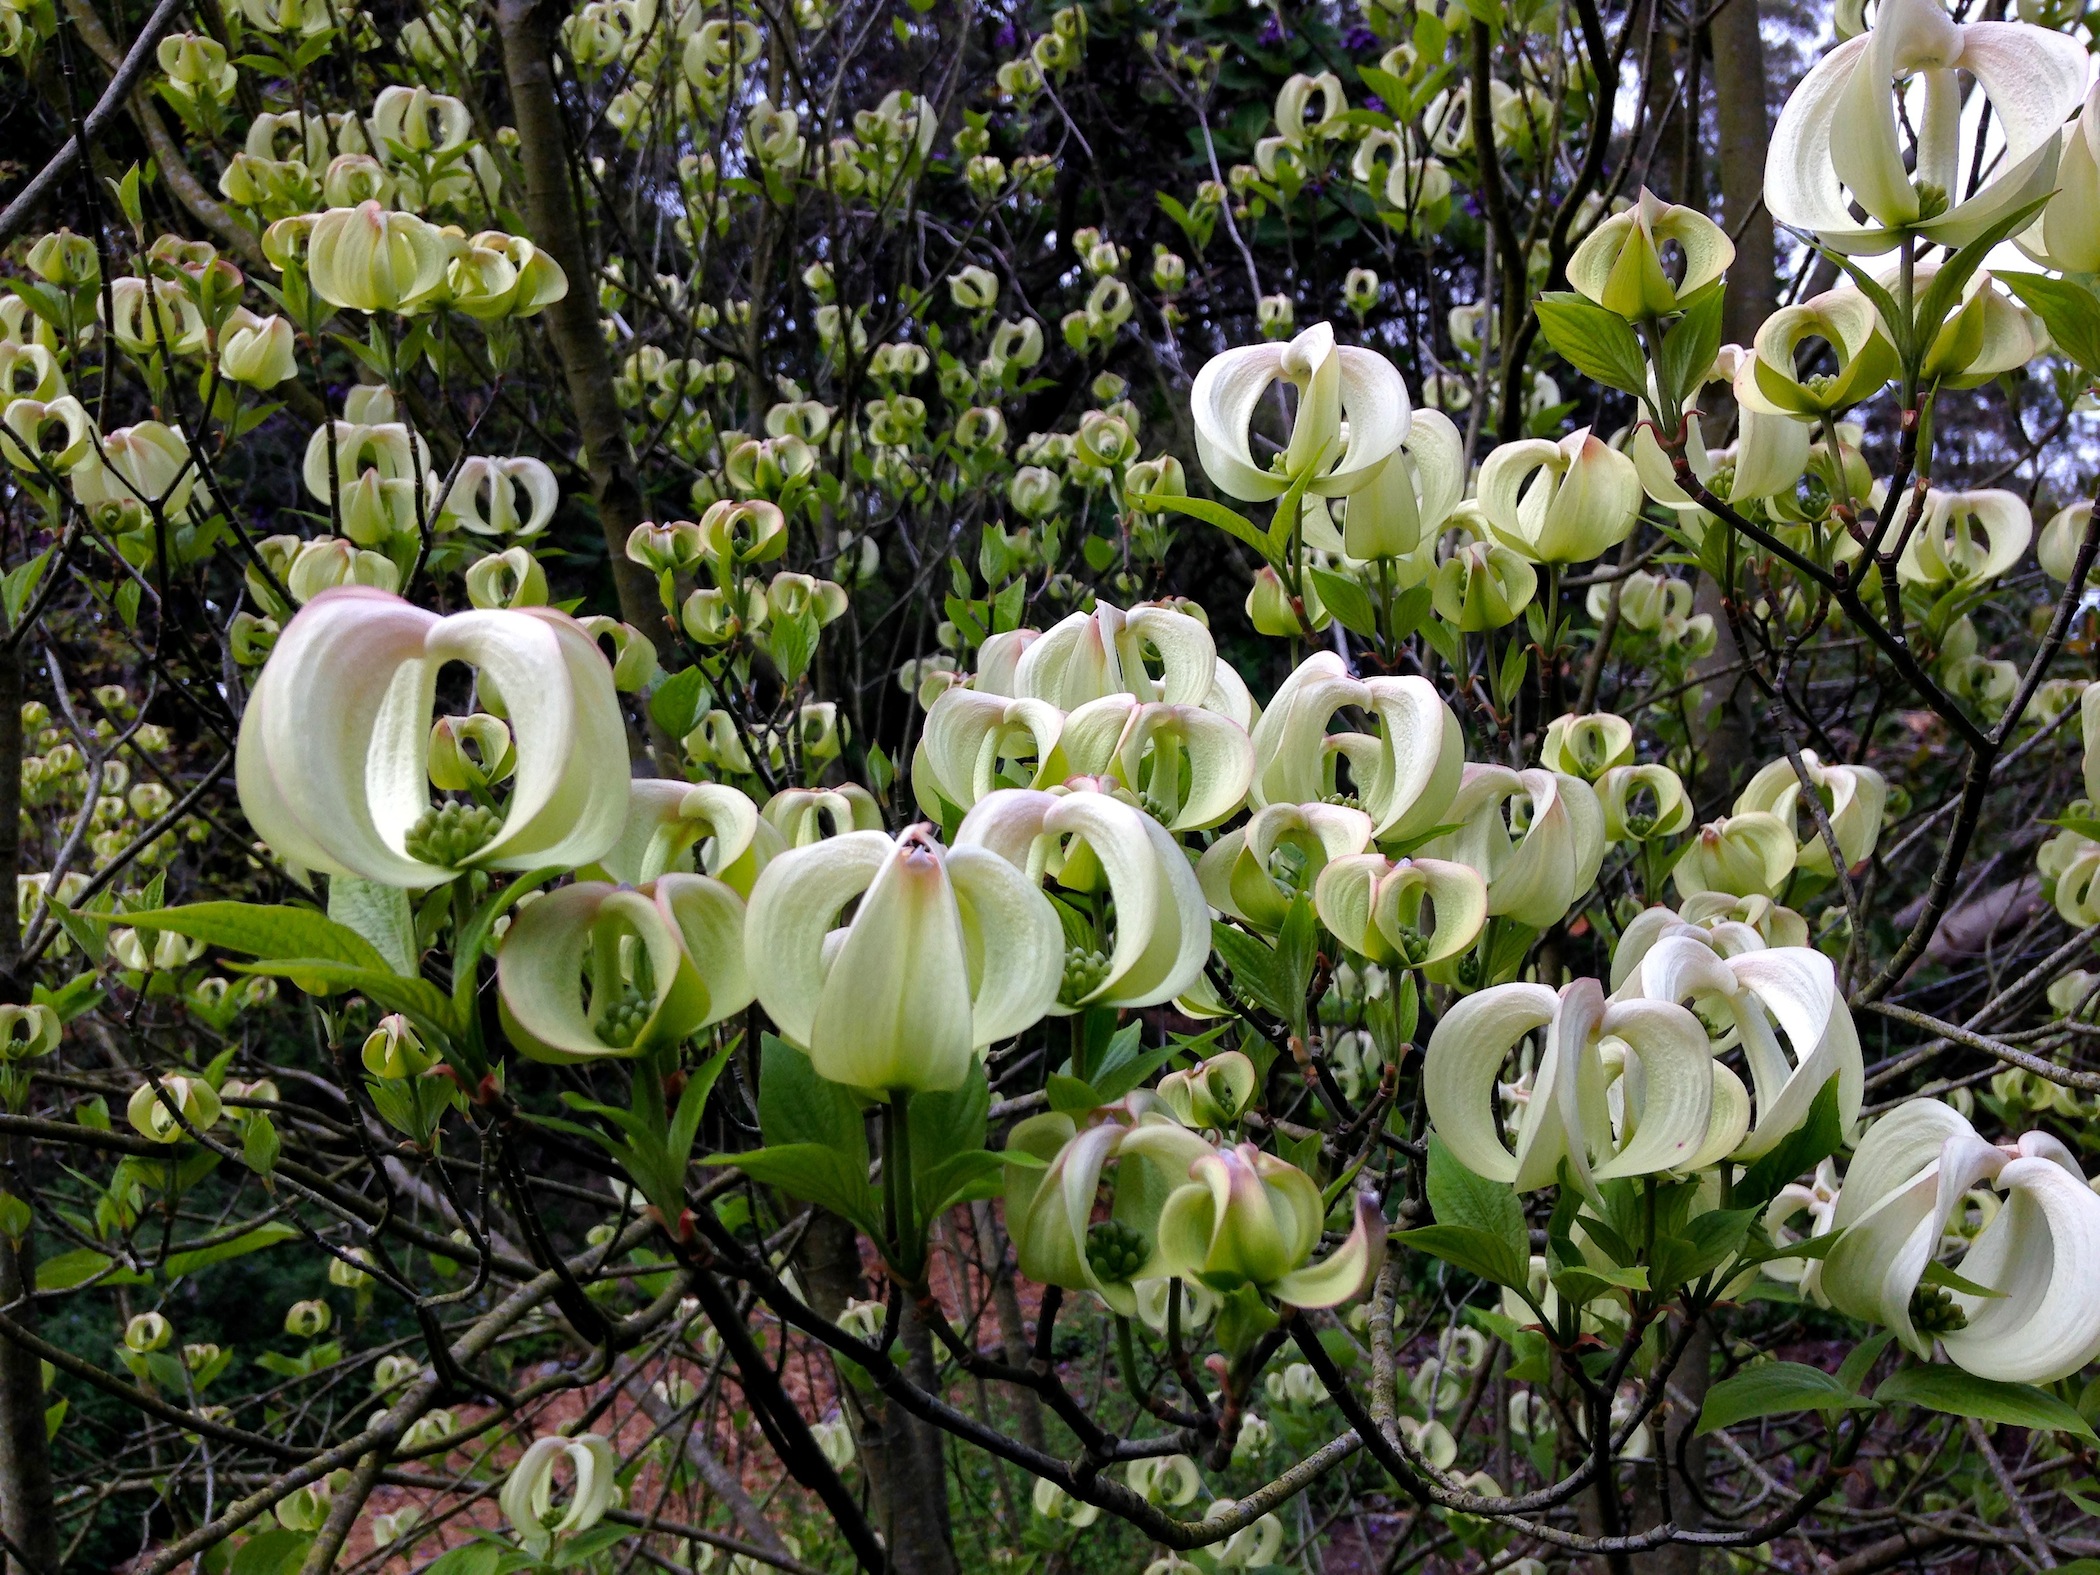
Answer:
xmin=1249 ymin=653 xmax=1465 ymax=844
xmin=496 ymin=876 xmax=753 ymax=1063
xmin=1154 ymin=1141 xmax=1386 ymax=1307
xmin=1003 ymin=1096 xmax=1217 ymax=1314
xmin=591 ymin=779 xmax=780 ymax=893
xmin=1478 ymin=428 xmax=1642 ymax=565
xmin=1424 ymin=978 xmax=1739 ymax=1194
xmin=742 ymin=827 xmax=1064 ymax=1095
xmin=501 ymin=1434 xmax=620 ymax=1558
xmin=911 ymin=687 xmax=1066 ymax=822
xmin=1191 ymin=322 xmax=1410 ymax=501
xmin=1312 ymin=853 xmax=1489 ymax=968
xmin=1895 ymin=488 xmax=2032 ymax=591
xmin=1566 ymin=187 xmax=1734 ymax=320
xmin=1418 ymin=765 xmax=1605 ymax=931
xmin=1736 ymin=291 xmax=1895 ymax=419
xmin=1008 ymin=600 xmax=1243 ymax=719
xmin=1539 ymin=714 xmax=1634 ymax=782
xmin=1044 ymin=694 xmax=1254 ymax=832
xmin=1629 ymin=934 xmax=1864 ymax=1160
xmin=1306 ymin=408 xmax=1465 ymax=561
xmin=1766 ymin=0 xmax=2089 ymax=255
xmin=235 ymin=588 xmax=630 ymax=887
xmin=957 ymin=786 xmax=1210 ymax=1012
xmin=1820 ymin=1098 xmax=2100 ymax=1383
xmin=1199 ymin=802 xmax=1376 ymax=933
xmin=1733 ymin=751 xmax=1889 ymax=876
xmin=1671 ymin=812 xmax=1799 ymax=900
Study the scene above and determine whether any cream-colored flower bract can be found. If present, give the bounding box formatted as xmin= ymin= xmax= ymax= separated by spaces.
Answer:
xmin=1005 ymin=600 xmax=1246 ymax=719
xmin=1631 ymin=934 xmax=1864 ymax=1160
xmin=1312 ymin=853 xmax=1488 ymax=967
xmin=235 ymin=587 xmax=629 ymax=887
xmin=1895 ymin=488 xmax=2032 ymax=591
xmin=1765 ymin=0 xmax=2089 ymax=255
xmin=1155 ymin=1140 xmax=1386 ymax=1307
xmin=1671 ymin=812 xmax=1800 ymax=899
xmin=590 ymin=779 xmax=781 ymax=894
xmin=1424 ymin=978 xmax=1738 ymax=1194
xmin=501 ymin=1433 xmax=619 ymax=1557
xmin=1312 ymin=407 xmax=1466 ymax=561
xmin=957 ymin=786 xmax=1210 ymax=1012
xmin=1045 ymin=695 xmax=1254 ymax=831
xmin=1734 ymin=751 xmax=1889 ymax=876
xmin=1566 ymin=188 xmax=1735 ymax=320
xmin=496 ymin=876 xmax=753 ymax=1063
xmin=1249 ymin=652 xmax=1465 ymax=843
xmin=1821 ymin=1099 xmax=2100 ymax=1382
xmin=1003 ymin=1097 xmax=1215 ymax=1314
xmin=1191 ymin=322 xmax=1410 ymax=501
xmin=912 ymin=687 xmax=1067 ymax=820
xmin=1199 ymin=802 xmax=1375 ymax=932
xmin=1478 ymin=428 xmax=1642 ymax=565
xmin=1419 ymin=765 xmax=1605 ymax=930
xmin=742 ymin=827 xmax=1063 ymax=1094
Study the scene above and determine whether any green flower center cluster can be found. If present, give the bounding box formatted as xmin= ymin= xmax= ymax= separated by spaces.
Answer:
xmin=1908 ymin=1282 xmax=1970 ymax=1336
xmin=1085 ymin=1219 xmax=1149 ymax=1284
xmin=403 ymin=801 xmax=503 ymax=866
xmin=1060 ymin=945 xmax=1112 ymax=1007
xmin=595 ymin=986 xmax=655 ymax=1049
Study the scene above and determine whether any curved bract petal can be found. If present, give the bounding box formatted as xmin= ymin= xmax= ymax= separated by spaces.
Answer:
xmin=1766 ymin=0 xmax=2087 ymax=255
xmin=1896 ymin=489 xmax=2032 ymax=591
xmin=1191 ymin=324 xmax=1411 ymax=501
xmin=744 ymin=828 xmax=1062 ymax=1093
xmin=1200 ymin=802 xmax=1375 ymax=932
xmin=1338 ymin=407 xmax=1466 ymax=560
xmin=957 ymin=786 xmax=1210 ymax=1011
xmin=1421 ymin=982 xmax=1561 ymax=1184
xmin=1671 ymin=812 xmax=1799 ymax=899
xmin=1419 ymin=765 xmax=1604 ymax=930
xmin=1154 ymin=1142 xmax=1372 ymax=1303
xmin=1248 ymin=654 xmax=1465 ymax=842
xmin=1047 ymin=695 xmax=1254 ymax=831
xmin=589 ymin=780 xmax=778 ymax=894
xmin=1733 ymin=751 xmax=1888 ymax=874
xmin=235 ymin=588 xmax=628 ymax=887
xmin=762 ymin=785 xmax=886 ymax=846
xmin=1634 ymin=935 xmax=1864 ymax=1159
xmin=1014 ymin=601 xmax=1226 ymax=713
xmin=1312 ymin=853 xmax=1487 ymax=967
xmin=1940 ymin=1153 xmax=2100 ymax=1382
xmin=1427 ymin=978 xmax=1724 ymax=1194
xmin=913 ymin=687 xmax=1066 ymax=819
xmin=1478 ymin=428 xmax=1641 ymax=565
xmin=497 ymin=881 xmax=724 ymax=1064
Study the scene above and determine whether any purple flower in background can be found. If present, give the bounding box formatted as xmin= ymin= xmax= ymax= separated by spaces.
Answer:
xmin=1343 ymin=24 xmax=1376 ymax=50
xmin=1363 ymin=94 xmax=1387 ymax=114
xmin=996 ymin=21 xmax=1016 ymax=46
xmin=1256 ymin=14 xmax=1286 ymax=45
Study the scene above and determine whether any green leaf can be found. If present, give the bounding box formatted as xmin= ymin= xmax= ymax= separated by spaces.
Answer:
xmin=649 ymin=667 xmax=711 ymax=741
xmin=1309 ymin=568 xmax=1378 ymax=638
xmin=1649 ymin=1207 xmax=1758 ymax=1294
xmin=1135 ymin=493 xmax=1273 ymax=560
xmin=2000 ymin=272 xmax=2100 ymax=378
xmin=164 ymin=1222 xmax=300 ymax=1279
xmin=96 ymin=903 xmax=390 ymax=973
xmin=1918 ymin=1259 xmax=2005 ymax=1299
xmin=1 ymin=549 xmax=52 ymax=631
xmin=1698 ymin=1362 xmax=1877 ymax=1434
xmin=1654 ymin=282 xmax=1726 ymax=416
xmin=227 ymin=960 xmax=460 ymax=1041
xmin=1395 ymin=1223 xmax=1530 ymax=1289
xmin=1837 ymin=1331 xmax=1896 ymax=1394
xmin=1533 ymin=293 xmax=1650 ymax=397
xmin=757 ymin=1034 xmax=868 ymax=1168
xmin=1874 ymin=1366 xmax=2100 ymax=1444
xmin=1046 ymin=1074 xmax=1102 ymax=1116
xmin=909 ymin=1072 xmax=989 ymax=1212
xmin=327 ymin=877 xmax=417 ymax=975
xmin=232 ymin=1528 xmax=315 ymax=1575
xmin=35 ymin=1247 xmax=126 ymax=1292
xmin=1211 ymin=921 xmax=1288 ymax=1019
xmin=1909 ymin=195 xmax=2052 ymax=363
xmin=1735 ymin=1077 xmax=1845 ymax=1209
xmin=1424 ymin=1133 xmax=1524 ymax=1243
xmin=710 ymin=1144 xmax=881 ymax=1238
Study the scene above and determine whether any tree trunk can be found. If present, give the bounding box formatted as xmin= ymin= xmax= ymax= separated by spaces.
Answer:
xmin=493 ymin=0 xmax=670 ymax=653
xmin=1710 ymin=0 xmax=1775 ymax=347
xmin=796 ymin=1211 xmax=960 ymax=1575
xmin=0 ymin=638 xmax=58 ymax=1575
